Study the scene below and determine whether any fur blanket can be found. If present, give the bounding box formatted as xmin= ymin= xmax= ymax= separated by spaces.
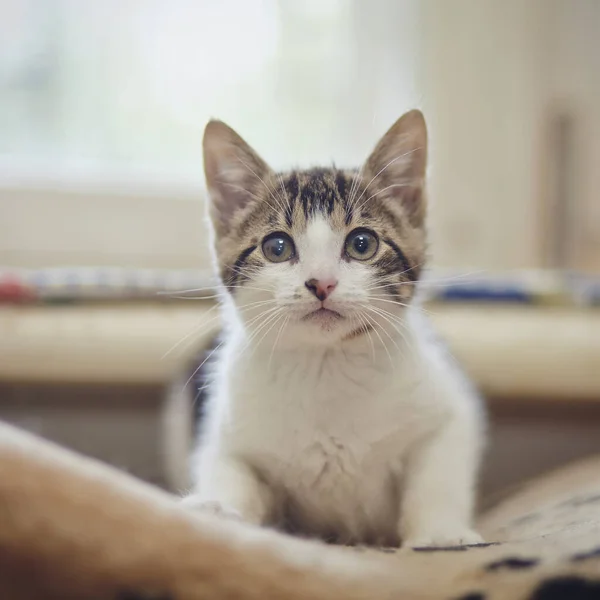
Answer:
xmin=0 ymin=421 xmax=599 ymax=600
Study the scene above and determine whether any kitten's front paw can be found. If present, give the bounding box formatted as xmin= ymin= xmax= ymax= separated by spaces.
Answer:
xmin=404 ymin=528 xmax=483 ymax=549
xmin=181 ymin=496 xmax=243 ymax=522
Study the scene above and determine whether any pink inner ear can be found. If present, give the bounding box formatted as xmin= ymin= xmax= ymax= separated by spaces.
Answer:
xmin=367 ymin=140 xmax=426 ymax=188
xmin=360 ymin=113 xmax=427 ymax=226
xmin=365 ymin=111 xmax=427 ymax=188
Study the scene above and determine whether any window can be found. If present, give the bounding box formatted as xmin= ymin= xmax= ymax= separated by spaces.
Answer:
xmin=6 ymin=1 xmax=589 ymax=272
xmin=0 ymin=0 xmax=420 ymax=184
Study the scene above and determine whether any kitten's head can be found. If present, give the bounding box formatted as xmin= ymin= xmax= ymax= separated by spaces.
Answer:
xmin=203 ymin=110 xmax=427 ymax=346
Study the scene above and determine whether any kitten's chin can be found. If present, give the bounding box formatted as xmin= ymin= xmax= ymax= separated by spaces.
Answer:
xmin=301 ymin=307 xmax=343 ymax=327
xmin=287 ymin=309 xmax=357 ymax=345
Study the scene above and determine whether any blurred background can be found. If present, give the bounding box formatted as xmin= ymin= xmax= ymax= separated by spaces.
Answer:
xmin=0 ymin=0 xmax=599 ymax=504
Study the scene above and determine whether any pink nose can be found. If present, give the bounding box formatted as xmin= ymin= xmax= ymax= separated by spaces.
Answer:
xmin=305 ymin=278 xmax=338 ymax=301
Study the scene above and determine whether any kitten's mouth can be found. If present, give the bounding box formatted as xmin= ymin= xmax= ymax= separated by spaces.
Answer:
xmin=301 ymin=307 xmax=343 ymax=323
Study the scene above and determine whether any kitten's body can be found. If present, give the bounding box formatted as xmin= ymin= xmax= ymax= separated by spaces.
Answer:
xmin=184 ymin=112 xmax=484 ymax=547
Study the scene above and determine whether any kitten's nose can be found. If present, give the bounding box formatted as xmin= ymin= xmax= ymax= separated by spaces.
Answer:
xmin=305 ymin=278 xmax=338 ymax=301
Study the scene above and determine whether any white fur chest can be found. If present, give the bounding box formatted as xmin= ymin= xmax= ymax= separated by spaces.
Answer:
xmin=210 ymin=340 xmax=446 ymax=542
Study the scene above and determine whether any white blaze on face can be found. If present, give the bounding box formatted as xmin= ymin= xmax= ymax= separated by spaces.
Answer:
xmin=296 ymin=216 xmax=344 ymax=285
xmin=239 ymin=213 xmax=384 ymax=346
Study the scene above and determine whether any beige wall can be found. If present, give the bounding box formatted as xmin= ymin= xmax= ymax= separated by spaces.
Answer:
xmin=422 ymin=0 xmax=550 ymax=270
xmin=422 ymin=0 xmax=600 ymax=272
xmin=549 ymin=0 xmax=600 ymax=272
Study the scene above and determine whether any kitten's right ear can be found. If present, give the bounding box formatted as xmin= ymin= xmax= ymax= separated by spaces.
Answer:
xmin=203 ymin=120 xmax=273 ymax=236
xmin=364 ymin=110 xmax=427 ymax=226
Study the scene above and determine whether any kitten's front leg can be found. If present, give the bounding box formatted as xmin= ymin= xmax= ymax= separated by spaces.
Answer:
xmin=400 ymin=416 xmax=483 ymax=548
xmin=182 ymin=454 xmax=273 ymax=526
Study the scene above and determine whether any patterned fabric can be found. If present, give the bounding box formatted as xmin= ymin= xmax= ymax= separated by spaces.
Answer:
xmin=1 ymin=421 xmax=600 ymax=599
xmin=0 ymin=267 xmax=214 ymax=302
xmin=423 ymin=269 xmax=600 ymax=306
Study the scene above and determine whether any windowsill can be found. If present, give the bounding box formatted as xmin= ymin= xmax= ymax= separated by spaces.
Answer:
xmin=0 ymin=302 xmax=217 ymax=385
xmin=431 ymin=303 xmax=600 ymax=402
xmin=0 ymin=302 xmax=599 ymax=401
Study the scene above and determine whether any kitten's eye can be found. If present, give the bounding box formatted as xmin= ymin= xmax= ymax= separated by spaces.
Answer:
xmin=345 ymin=229 xmax=379 ymax=261
xmin=262 ymin=232 xmax=295 ymax=263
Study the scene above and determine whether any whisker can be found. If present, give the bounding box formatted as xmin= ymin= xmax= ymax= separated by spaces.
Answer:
xmin=361 ymin=311 xmax=394 ymax=367
xmin=157 ymin=288 xmax=216 ymax=298
xmin=353 ymin=309 xmax=375 ymax=361
xmin=225 ymin=278 xmax=272 ymax=294
xmin=360 ymin=306 xmax=401 ymax=353
xmin=160 ymin=294 xmax=220 ymax=301
xmin=367 ymin=295 xmax=437 ymax=319
xmin=243 ymin=305 xmax=285 ymax=337
xmin=162 ymin=298 xmax=278 ymax=360
xmin=220 ymin=180 xmax=285 ymax=220
xmin=220 ymin=181 xmax=265 ymax=205
xmin=243 ymin=308 xmax=285 ymax=354
xmin=162 ymin=303 xmax=221 ymax=359
xmin=363 ymin=303 xmax=407 ymax=331
xmin=250 ymin=311 xmax=287 ymax=357
xmin=347 ymin=160 xmax=367 ymax=212
xmin=371 ymin=269 xmax=488 ymax=289
xmin=234 ymin=307 xmax=284 ymax=357
xmin=235 ymin=155 xmax=287 ymax=214
xmin=268 ymin=314 xmax=290 ymax=370
xmin=181 ymin=340 xmax=225 ymax=395
xmin=243 ymin=305 xmax=282 ymax=329
xmin=159 ymin=279 xmax=273 ymax=296
xmin=160 ymin=288 xmax=271 ymax=301
xmin=363 ymin=304 xmax=416 ymax=356
xmin=366 ymin=280 xmax=414 ymax=292
xmin=278 ymin=173 xmax=292 ymax=217
xmin=366 ymin=295 xmax=410 ymax=309
xmin=415 ymin=273 xmax=488 ymax=288
xmin=192 ymin=381 xmax=210 ymax=415
xmin=354 ymin=182 xmax=412 ymax=214
xmin=227 ymin=264 xmax=267 ymax=280
xmin=351 ymin=147 xmax=422 ymax=209
xmin=365 ymin=263 xmax=426 ymax=290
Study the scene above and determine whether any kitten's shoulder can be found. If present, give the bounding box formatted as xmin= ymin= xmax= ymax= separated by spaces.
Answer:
xmin=407 ymin=307 xmax=484 ymax=415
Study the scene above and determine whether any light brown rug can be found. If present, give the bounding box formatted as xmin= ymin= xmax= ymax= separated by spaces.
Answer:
xmin=0 ymin=421 xmax=599 ymax=599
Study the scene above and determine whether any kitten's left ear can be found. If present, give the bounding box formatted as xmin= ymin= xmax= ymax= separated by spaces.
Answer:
xmin=364 ymin=110 xmax=428 ymax=225
xmin=203 ymin=120 xmax=274 ymax=237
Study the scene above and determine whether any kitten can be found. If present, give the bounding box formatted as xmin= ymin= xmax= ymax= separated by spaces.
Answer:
xmin=182 ymin=110 xmax=484 ymax=548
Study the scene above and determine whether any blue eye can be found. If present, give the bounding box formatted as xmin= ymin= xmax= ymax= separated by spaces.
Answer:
xmin=345 ymin=229 xmax=379 ymax=261
xmin=262 ymin=232 xmax=295 ymax=263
